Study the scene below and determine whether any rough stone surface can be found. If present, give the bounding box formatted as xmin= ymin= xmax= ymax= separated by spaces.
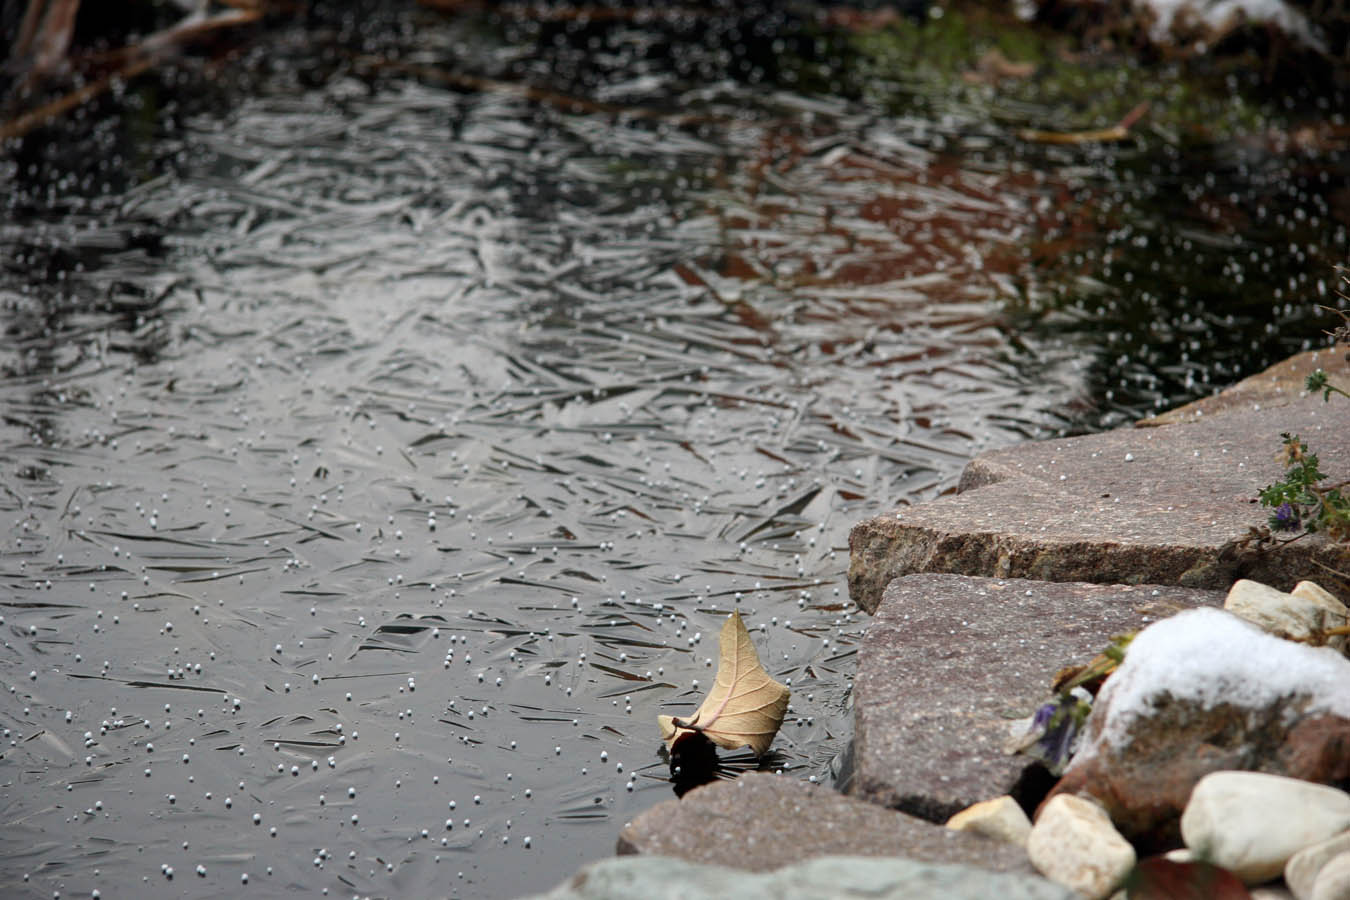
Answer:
xmin=1287 ymin=832 xmax=1350 ymax=900
xmin=1180 ymin=772 xmax=1350 ymax=884
xmin=848 ymin=397 xmax=1350 ymax=614
xmin=617 ymin=772 xmax=1035 ymax=875
xmin=1049 ymin=610 xmax=1350 ymax=848
xmin=946 ymin=795 xmax=1033 ymax=846
xmin=851 ymin=574 xmax=1221 ymax=822
xmin=1026 ymin=794 xmax=1136 ymax=900
xmin=1139 ymin=346 xmax=1350 ymax=427
xmin=529 ymin=854 xmax=1079 ymax=900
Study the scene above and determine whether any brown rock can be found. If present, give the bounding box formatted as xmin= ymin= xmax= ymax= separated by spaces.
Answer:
xmin=850 ymin=574 xmax=1221 ymax=823
xmin=1281 ymin=714 xmax=1350 ymax=783
xmin=1124 ymin=857 xmax=1252 ymax=900
xmin=616 ymin=771 xmax=1035 ymax=875
xmin=848 ymin=398 xmax=1350 ymax=615
xmin=1045 ymin=608 xmax=1350 ymax=850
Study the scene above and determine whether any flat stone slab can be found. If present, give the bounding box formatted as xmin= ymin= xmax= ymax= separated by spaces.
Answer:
xmin=617 ymin=771 xmax=1035 ymax=875
xmin=531 ymin=854 xmax=1077 ymax=900
xmin=848 ymin=396 xmax=1350 ymax=614
xmin=850 ymin=574 xmax=1222 ymax=822
xmin=1139 ymin=346 xmax=1350 ymax=428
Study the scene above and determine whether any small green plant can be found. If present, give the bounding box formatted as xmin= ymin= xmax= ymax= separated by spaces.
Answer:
xmin=1259 ymin=430 xmax=1350 ymax=540
xmin=1306 ymin=368 xmax=1350 ymax=403
xmin=1258 ymin=291 xmax=1350 ymax=543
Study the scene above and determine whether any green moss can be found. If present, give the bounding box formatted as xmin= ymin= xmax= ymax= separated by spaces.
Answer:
xmin=827 ymin=6 xmax=1287 ymax=142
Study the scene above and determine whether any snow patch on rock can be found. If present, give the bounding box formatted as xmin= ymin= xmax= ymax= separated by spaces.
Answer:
xmin=1079 ymin=607 xmax=1350 ymax=760
xmin=1134 ymin=0 xmax=1326 ymax=51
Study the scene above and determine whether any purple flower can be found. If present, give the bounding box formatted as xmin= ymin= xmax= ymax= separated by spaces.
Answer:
xmin=1031 ymin=701 xmax=1056 ymax=731
xmin=1272 ymin=502 xmax=1300 ymax=531
xmin=1014 ymin=694 xmax=1092 ymax=775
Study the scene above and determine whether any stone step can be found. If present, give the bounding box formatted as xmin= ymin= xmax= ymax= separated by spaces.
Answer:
xmin=1139 ymin=346 xmax=1350 ymax=427
xmin=530 ymin=853 xmax=1078 ymax=900
xmin=848 ymin=390 xmax=1350 ymax=615
xmin=617 ymin=771 xmax=1036 ymax=874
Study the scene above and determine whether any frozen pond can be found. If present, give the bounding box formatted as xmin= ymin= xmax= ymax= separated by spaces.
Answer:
xmin=1 ymin=6 xmax=1346 ymax=898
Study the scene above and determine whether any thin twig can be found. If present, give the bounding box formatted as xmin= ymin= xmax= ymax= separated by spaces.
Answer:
xmin=0 ymin=57 xmax=154 ymax=141
xmin=1019 ymin=101 xmax=1151 ymax=145
xmin=1 ymin=7 xmax=261 ymax=142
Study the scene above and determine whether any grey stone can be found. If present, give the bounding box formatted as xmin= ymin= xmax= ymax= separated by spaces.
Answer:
xmin=1139 ymin=346 xmax=1350 ymax=427
xmin=848 ymin=397 xmax=1350 ymax=614
xmin=617 ymin=771 xmax=1035 ymax=874
xmin=851 ymin=574 xmax=1222 ymax=822
xmin=529 ymin=854 xmax=1079 ymax=900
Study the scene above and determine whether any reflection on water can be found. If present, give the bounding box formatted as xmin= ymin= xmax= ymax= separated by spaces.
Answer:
xmin=0 ymin=7 xmax=1346 ymax=899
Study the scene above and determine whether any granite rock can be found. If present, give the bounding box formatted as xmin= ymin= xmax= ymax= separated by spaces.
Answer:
xmin=529 ymin=854 xmax=1079 ymax=900
xmin=1050 ymin=610 xmax=1350 ymax=848
xmin=617 ymin=772 xmax=1035 ymax=874
xmin=851 ymin=574 xmax=1221 ymax=822
xmin=1139 ymin=346 xmax=1350 ymax=427
xmin=848 ymin=398 xmax=1350 ymax=614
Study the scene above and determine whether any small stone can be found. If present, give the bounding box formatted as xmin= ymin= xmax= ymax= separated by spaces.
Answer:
xmin=1250 ymin=887 xmax=1298 ymax=900
xmin=1310 ymin=853 xmax=1350 ymax=900
xmin=1291 ymin=581 xmax=1350 ymax=653
xmin=946 ymin=796 xmax=1032 ymax=847
xmin=1224 ymin=579 xmax=1348 ymax=652
xmin=1027 ymin=795 xmax=1135 ymax=900
xmin=1180 ymin=771 xmax=1350 ymax=883
xmin=1287 ymin=833 xmax=1350 ymax=900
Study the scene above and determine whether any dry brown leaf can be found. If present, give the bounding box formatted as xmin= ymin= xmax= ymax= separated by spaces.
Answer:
xmin=657 ymin=611 xmax=789 ymax=756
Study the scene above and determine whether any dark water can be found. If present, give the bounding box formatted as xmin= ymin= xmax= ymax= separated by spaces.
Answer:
xmin=1 ymin=6 xmax=1347 ymax=899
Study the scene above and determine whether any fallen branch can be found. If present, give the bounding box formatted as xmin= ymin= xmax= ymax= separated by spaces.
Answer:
xmin=0 ymin=57 xmax=154 ymax=142
xmin=1 ymin=6 xmax=262 ymax=142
